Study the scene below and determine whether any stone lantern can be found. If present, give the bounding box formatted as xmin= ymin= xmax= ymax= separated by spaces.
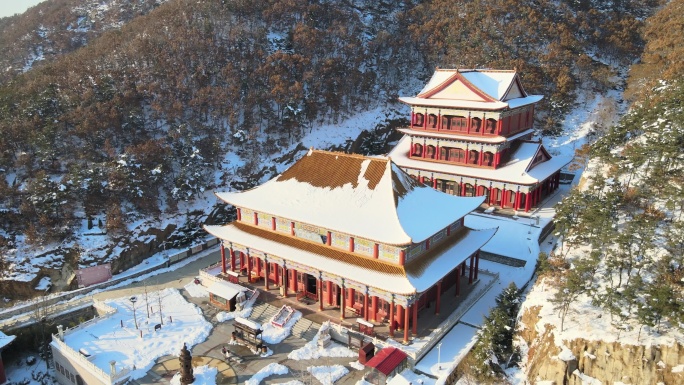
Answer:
xmin=179 ymin=343 xmax=195 ymax=384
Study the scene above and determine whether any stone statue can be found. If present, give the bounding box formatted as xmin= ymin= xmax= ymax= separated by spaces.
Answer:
xmin=179 ymin=343 xmax=195 ymax=384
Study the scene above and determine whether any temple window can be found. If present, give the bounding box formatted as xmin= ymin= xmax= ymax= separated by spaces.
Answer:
xmin=426 ymin=145 xmax=436 ymax=159
xmin=445 ymin=181 xmax=457 ymax=195
xmin=423 ymin=177 xmax=432 ymax=186
xmin=483 ymin=152 xmax=494 ymax=166
xmin=471 ymin=118 xmax=482 ymax=133
xmin=468 ymin=150 xmax=479 ymax=164
xmin=449 ymin=148 xmax=466 ymax=163
xmin=413 ymin=143 xmax=423 ymax=157
xmin=465 ymin=183 xmax=475 ymax=197
xmin=486 ymin=118 xmax=497 ymax=134
xmin=440 ymin=147 xmax=448 ymax=160
xmin=414 ymin=113 xmax=424 ymax=127
xmin=451 ymin=116 xmax=468 ymax=132
xmin=428 ymin=114 xmax=438 ymax=129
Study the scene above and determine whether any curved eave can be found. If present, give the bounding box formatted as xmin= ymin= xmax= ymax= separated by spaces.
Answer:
xmin=406 ymin=227 xmax=497 ymax=293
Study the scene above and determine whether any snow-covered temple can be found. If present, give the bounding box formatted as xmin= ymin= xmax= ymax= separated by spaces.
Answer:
xmin=204 ymin=150 xmax=496 ymax=343
xmin=388 ymin=69 xmax=571 ymax=212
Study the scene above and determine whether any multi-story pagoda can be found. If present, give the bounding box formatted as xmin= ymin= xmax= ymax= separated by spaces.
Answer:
xmin=388 ymin=69 xmax=571 ymax=212
xmin=204 ymin=150 xmax=496 ymax=343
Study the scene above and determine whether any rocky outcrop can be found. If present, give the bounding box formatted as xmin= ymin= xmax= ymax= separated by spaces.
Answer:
xmin=520 ymin=306 xmax=684 ymax=384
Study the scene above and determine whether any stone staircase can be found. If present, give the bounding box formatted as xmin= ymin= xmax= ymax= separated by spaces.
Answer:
xmin=250 ymin=302 xmax=279 ymax=324
xmin=248 ymin=301 xmax=320 ymax=341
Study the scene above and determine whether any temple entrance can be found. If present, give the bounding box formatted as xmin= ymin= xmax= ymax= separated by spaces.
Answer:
xmin=306 ymin=274 xmax=318 ymax=299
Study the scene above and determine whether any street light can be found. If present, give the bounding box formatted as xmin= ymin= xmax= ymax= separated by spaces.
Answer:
xmin=437 ymin=342 xmax=442 ymax=370
xmin=130 ymin=296 xmax=139 ymax=330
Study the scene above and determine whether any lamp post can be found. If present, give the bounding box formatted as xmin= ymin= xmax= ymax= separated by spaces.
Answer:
xmin=437 ymin=342 xmax=442 ymax=370
xmin=130 ymin=296 xmax=139 ymax=329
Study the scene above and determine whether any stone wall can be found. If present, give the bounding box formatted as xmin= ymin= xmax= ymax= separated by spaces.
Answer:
xmin=520 ymin=306 xmax=684 ymax=385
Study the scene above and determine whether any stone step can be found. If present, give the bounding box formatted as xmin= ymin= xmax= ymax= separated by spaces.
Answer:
xmin=291 ymin=319 xmax=314 ymax=337
xmin=300 ymin=322 xmax=320 ymax=340
xmin=253 ymin=304 xmax=279 ymax=324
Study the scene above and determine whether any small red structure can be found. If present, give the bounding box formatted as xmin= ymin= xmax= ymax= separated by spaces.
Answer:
xmin=358 ymin=342 xmax=375 ymax=364
xmin=364 ymin=347 xmax=408 ymax=385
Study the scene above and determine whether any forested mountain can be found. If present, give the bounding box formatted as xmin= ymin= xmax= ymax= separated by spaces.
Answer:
xmin=549 ymin=0 xmax=684 ymax=360
xmin=0 ymin=0 xmax=662 ymax=298
xmin=0 ymin=0 xmax=171 ymax=85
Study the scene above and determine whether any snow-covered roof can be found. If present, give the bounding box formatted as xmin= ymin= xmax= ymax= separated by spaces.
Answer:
xmin=365 ymin=347 xmax=408 ymax=375
xmin=206 ymin=280 xmax=247 ymax=301
xmin=216 ymin=150 xmax=485 ymax=245
xmin=388 ymin=136 xmax=572 ymax=186
xmin=401 ymin=69 xmax=543 ymax=110
xmin=396 ymin=128 xmax=535 ymax=144
xmin=204 ymin=222 xmax=496 ymax=295
xmin=235 ymin=316 xmax=262 ymax=331
xmin=0 ymin=331 xmax=15 ymax=349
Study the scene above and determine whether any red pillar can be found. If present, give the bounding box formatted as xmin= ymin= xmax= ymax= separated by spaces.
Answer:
xmin=403 ymin=304 xmax=410 ymax=343
xmin=291 ymin=269 xmax=297 ymax=292
xmin=327 ymin=281 xmax=333 ymax=305
xmin=515 ymin=190 xmax=521 ymax=211
xmin=468 ymin=255 xmax=475 ymax=284
xmin=253 ymin=211 xmax=258 ymax=225
xmin=236 ymin=208 xmax=241 ymax=221
xmin=220 ymin=244 xmax=227 ymax=274
xmin=397 ymin=305 xmax=405 ymax=330
xmin=349 ymin=237 xmax=354 ymax=252
xmin=264 ymin=261 xmax=269 ymax=290
xmin=412 ymin=303 xmax=418 ymax=335
xmin=524 ymin=192 xmax=531 ymax=212
xmin=340 ymin=285 xmax=346 ymax=319
xmin=327 ymin=231 xmax=332 ymax=246
xmin=290 ymin=221 xmax=295 ymax=236
xmin=372 ymin=296 xmax=378 ymax=322
xmin=271 ymin=217 xmax=276 ymax=231
xmin=349 ymin=288 xmax=355 ymax=307
xmin=500 ymin=190 xmax=507 ymax=209
xmin=489 ymin=188 xmax=497 ymax=205
xmin=256 ymin=258 xmax=261 ymax=277
xmin=389 ymin=301 xmax=395 ymax=337
xmin=433 ymin=178 xmax=437 ymax=189
xmin=283 ymin=267 xmax=288 ymax=297
xmin=364 ymin=292 xmax=369 ymax=321
xmin=319 ymin=279 xmax=324 ymax=311
xmin=461 ymin=183 xmax=467 ymax=196
xmin=247 ymin=254 xmax=253 ymax=282
xmin=435 ymin=281 xmax=442 ymax=315
xmin=478 ymin=151 xmax=484 ymax=166
xmin=230 ymin=248 xmax=236 ymax=272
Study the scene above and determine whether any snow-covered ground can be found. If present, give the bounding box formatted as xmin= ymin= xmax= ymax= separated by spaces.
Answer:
xmin=245 ymin=362 xmax=289 ymax=385
xmin=288 ymin=322 xmax=356 ymax=361
xmin=261 ymin=310 xmax=302 ymax=344
xmin=308 ymin=364 xmax=349 ymax=385
xmin=53 ymin=288 xmax=212 ymax=381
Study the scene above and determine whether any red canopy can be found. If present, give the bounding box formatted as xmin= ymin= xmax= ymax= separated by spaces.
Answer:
xmin=364 ymin=347 xmax=408 ymax=376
